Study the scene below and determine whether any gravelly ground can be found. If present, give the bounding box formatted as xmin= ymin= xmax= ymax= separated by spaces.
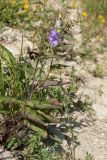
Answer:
xmin=0 ymin=1 xmax=107 ymax=159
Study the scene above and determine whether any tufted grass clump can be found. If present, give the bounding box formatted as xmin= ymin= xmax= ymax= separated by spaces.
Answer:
xmin=79 ymin=0 xmax=107 ymax=60
xmin=0 ymin=0 xmax=20 ymax=28
xmin=83 ymin=0 xmax=107 ymax=18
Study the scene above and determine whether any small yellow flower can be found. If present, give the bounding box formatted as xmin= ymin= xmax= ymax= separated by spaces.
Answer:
xmin=98 ymin=15 xmax=103 ymax=20
xmin=98 ymin=15 xmax=106 ymax=24
xmin=82 ymin=11 xmax=88 ymax=17
xmin=101 ymin=18 xmax=106 ymax=24
xmin=23 ymin=0 xmax=29 ymax=12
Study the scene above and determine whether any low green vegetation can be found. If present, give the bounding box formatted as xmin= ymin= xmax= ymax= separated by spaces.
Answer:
xmin=85 ymin=152 xmax=95 ymax=160
xmin=0 ymin=0 xmax=106 ymax=159
xmin=80 ymin=0 xmax=107 ymax=60
xmin=83 ymin=0 xmax=107 ymax=17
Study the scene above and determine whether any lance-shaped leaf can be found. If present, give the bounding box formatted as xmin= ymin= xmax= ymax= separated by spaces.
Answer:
xmin=0 ymin=45 xmax=23 ymax=94
xmin=0 ymin=44 xmax=17 ymax=68
xmin=0 ymin=96 xmax=62 ymax=114
xmin=22 ymin=112 xmax=64 ymax=142
xmin=26 ymin=107 xmax=59 ymax=123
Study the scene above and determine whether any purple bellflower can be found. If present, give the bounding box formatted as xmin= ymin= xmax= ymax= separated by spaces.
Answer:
xmin=48 ymin=28 xmax=60 ymax=47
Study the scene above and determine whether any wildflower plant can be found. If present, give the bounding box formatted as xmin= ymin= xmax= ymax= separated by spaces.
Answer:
xmin=0 ymin=0 xmax=27 ymax=28
xmin=0 ymin=0 xmax=92 ymax=159
xmin=0 ymin=43 xmax=79 ymax=158
xmin=80 ymin=0 xmax=107 ymax=59
xmin=83 ymin=0 xmax=107 ymax=18
xmin=0 ymin=0 xmax=80 ymax=158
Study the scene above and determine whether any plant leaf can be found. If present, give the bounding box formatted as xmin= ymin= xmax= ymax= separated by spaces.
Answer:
xmin=0 ymin=96 xmax=62 ymax=110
